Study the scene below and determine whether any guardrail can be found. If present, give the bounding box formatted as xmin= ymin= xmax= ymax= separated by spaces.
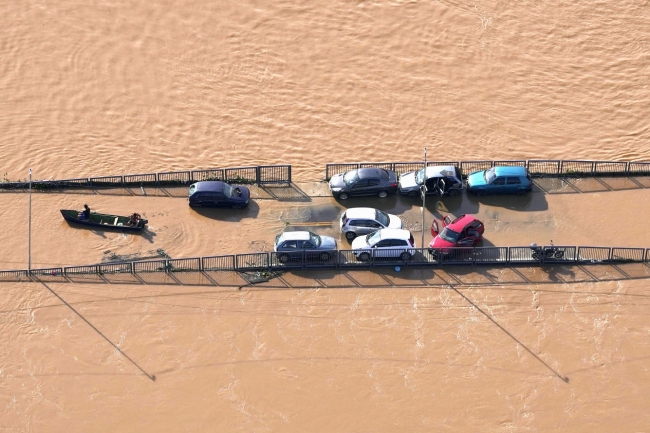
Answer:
xmin=2 ymin=245 xmax=648 ymax=280
xmin=0 ymin=165 xmax=291 ymax=190
xmin=325 ymin=160 xmax=650 ymax=180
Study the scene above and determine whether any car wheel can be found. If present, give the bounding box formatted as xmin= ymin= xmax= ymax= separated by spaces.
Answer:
xmin=319 ymin=252 xmax=331 ymax=261
xmin=338 ymin=192 xmax=349 ymax=200
xmin=400 ymin=251 xmax=412 ymax=261
xmin=407 ymin=190 xmax=418 ymax=198
xmin=358 ymin=252 xmax=371 ymax=262
xmin=232 ymin=204 xmax=242 ymax=209
xmin=554 ymin=250 xmax=564 ymax=259
xmin=378 ymin=190 xmax=388 ymax=198
xmin=278 ymin=254 xmax=290 ymax=263
xmin=516 ymin=189 xmax=528 ymax=196
xmin=428 ymin=249 xmax=439 ymax=260
xmin=345 ymin=232 xmax=357 ymax=241
xmin=476 ymin=189 xmax=487 ymax=197
xmin=448 ymin=189 xmax=460 ymax=197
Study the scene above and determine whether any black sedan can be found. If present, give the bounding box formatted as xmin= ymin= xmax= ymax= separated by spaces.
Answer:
xmin=188 ymin=181 xmax=250 ymax=208
xmin=328 ymin=168 xmax=398 ymax=200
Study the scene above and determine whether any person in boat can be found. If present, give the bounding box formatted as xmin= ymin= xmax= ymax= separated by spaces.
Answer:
xmin=78 ymin=204 xmax=91 ymax=220
xmin=127 ymin=212 xmax=141 ymax=226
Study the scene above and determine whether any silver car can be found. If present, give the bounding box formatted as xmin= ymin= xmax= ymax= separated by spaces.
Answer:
xmin=340 ymin=207 xmax=403 ymax=241
xmin=273 ymin=231 xmax=338 ymax=263
xmin=351 ymin=228 xmax=416 ymax=262
xmin=398 ymin=165 xmax=463 ymax=197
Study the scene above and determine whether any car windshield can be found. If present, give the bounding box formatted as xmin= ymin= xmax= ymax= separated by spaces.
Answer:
xmin=222 ymin=183 xmax=233 ymax=198
xmin=366 ymin=230 xmax=382 ymax=245
xmin=414 ymin=168 xmax=426 ymax=185
xmin=343 ymin=170 xmax=359 ymax=186
xmin=439 ymin=227 xmax=460 ymax=243
xmin=484 ymin=168 xmax=497 ymax=183
xmin=309 ymin=232 xmax=322 ymax=247
xmin=375 ymin=209 xmax=389 ymax=227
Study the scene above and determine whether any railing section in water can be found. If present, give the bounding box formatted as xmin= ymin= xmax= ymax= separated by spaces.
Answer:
xmin=1 ymin=245 xmax=650 ymax=280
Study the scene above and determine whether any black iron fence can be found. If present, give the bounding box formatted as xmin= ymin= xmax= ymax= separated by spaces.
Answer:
xmin=2 ymin=245 xmax=649 ymax=280
xmin=2 ymin=160 xmax=648 ymax=190
xmin=325 ymin=160 xmax=650 ymax=180
xmin=0 ymin=165 xmax=291 ymax=190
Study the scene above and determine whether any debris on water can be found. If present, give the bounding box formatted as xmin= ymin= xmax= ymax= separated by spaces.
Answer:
xmin=155 ymin=248 xmax=170 ymax=259
xmin=395 ymin=266 xmax=401 ymax=272
xmin=240 ymin=269 xmax=284 ymax=284
xmin=102 ymin=248 xmax=171 ymax=263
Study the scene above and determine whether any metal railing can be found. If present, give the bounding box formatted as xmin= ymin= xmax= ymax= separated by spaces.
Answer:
xmin=2 ymin=159 xmax=647 ymax=190
xmin=3 ymin=245 xmax=649 ymax=280
xmin=325 ymin=160 xmax=650 ymax=180
xmin=0 ymin=165 xmax=291 ymax=190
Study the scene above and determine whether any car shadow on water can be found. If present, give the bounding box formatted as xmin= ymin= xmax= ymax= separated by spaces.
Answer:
xmin=463 ymin=189 xmax=548 ymax=212
xmin=190 ymin=200 xmax=261 ymax=221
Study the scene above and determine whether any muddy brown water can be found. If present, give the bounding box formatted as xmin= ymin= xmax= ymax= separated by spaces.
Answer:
xmin=2 ymin=1 xmax=650 ymax=431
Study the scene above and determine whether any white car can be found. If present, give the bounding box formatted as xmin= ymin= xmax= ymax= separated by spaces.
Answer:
xmin=398 ymin=165 xmax=463 ymax=197
xmin=340 ymin=207 xmax=403 ymax=241
xmin=351 ymin=228 xmax=416 ymax=262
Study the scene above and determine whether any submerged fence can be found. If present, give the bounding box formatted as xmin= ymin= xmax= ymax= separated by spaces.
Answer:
xmin=2 ymin=245 xmax=649 ymax=281
xmin=0 ymin=165 xmax=291 ymax=190
xmin=325 ymin=160 xmax=650 ymax=180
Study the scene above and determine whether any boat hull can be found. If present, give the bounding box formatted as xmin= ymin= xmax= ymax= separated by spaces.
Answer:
xmin=60 ymin=209 xmax=147 ymax=232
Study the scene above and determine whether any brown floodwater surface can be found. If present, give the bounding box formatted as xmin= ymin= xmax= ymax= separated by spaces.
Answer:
xmin=2 ymin=0 xmax=650 ymax=431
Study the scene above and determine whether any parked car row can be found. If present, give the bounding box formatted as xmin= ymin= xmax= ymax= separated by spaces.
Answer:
xmin=273 ymin=206 xmax=487 ymax=263
xmin=185 ymin=165 xmax=534 ymax=209
xmin=274 ymin=227 xmax=417 ymax=263
xmin=328 ymin=165 xmax=533 ymax=199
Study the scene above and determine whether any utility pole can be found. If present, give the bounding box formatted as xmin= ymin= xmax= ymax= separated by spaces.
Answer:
xmin=28 ymin=168 xmax=32 ymax=273
xmin=421 ymin=147 xmax=427 ymax=249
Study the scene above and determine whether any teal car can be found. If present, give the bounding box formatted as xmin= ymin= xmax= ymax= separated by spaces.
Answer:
xmin=467 ymin=166 xmax=532 ymax=196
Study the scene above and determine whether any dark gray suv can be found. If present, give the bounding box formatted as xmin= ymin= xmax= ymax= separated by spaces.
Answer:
xmin=339 ymin=207 xmax=403 ymax=241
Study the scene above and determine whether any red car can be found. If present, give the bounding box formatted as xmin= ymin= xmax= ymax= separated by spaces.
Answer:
xmin=428 ymin=214 xmax=485 ymax=255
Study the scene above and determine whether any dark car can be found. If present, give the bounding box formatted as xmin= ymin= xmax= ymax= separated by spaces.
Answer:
xmin=188 ymin=181 xmax=250 ymax=208
xmin=466 ymin=166 xmax=532 ymax=196
xmin=328 ymin=167 xmax=398 ymax=200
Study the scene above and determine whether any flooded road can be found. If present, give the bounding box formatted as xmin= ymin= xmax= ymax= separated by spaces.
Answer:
xmin=2 ymin=0 xmax=650 ymax=430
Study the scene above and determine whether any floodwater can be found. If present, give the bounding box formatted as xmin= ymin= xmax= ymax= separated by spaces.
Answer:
xmin=1 ymin=1 xmax=650 ymax=431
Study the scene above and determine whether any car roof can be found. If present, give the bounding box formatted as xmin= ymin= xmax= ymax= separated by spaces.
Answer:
xmin=193 ymin=181 xmax=228 ymax=192
xmin=448 ymin=214 xmax=480 ymax=230
xmin=424 ymin=165 xmax=458 ymax=178
xmin=344 ymin=207 xmax=378 ymax=218
xmin=374 ymin=228 xmax=411 ymax=240
xmin=493 ymin=166 xmax=527 ymax=176
xmin=276 ymin=231 xmax=313 ymax=242
xmin=357 ymin=168 xmax=384 ymax=179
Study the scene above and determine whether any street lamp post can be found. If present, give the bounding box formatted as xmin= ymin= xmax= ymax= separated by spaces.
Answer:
xmin=28 ymin=168 xmax=32 ymax=273
xmin=421 ymin=147 xmax=427 ymax=249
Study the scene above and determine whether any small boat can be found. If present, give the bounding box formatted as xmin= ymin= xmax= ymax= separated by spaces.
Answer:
xmin=60 ymin=209 xmax=148 ymax=232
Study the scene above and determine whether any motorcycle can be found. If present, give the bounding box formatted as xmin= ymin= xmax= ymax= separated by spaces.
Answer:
xmin=530 ymin=241 xmax=564 ymax=260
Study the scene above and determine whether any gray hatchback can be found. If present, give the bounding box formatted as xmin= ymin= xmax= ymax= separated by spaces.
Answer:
xmin=273 ymin=231 xmax=338 ymax=263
